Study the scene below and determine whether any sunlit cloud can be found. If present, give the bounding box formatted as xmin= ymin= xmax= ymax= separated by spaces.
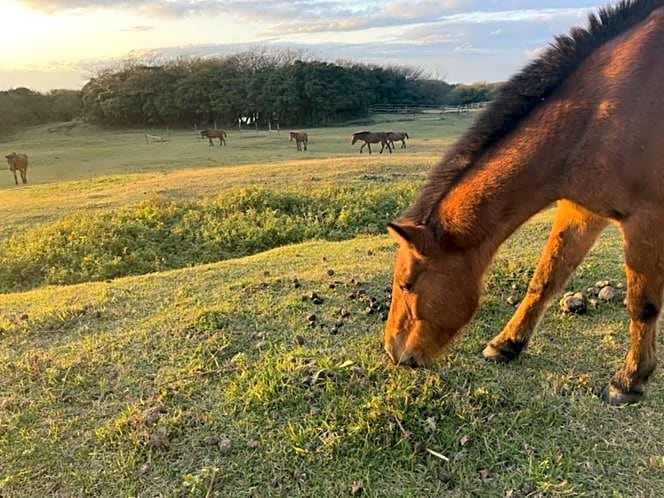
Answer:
xmin=4 ymin=0 xmax=607 ymax=90
xmin=119 ymin=25 xmax=154 ymax=32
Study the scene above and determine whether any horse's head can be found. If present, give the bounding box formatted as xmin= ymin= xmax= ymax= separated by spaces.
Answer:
xmin=200 ymin=130 xmax=207 ymax=138
xmin=5 ymin=153 xmax=15 ymax=167
xmin=384 ymin=220 xmax=482 ymax=367
xmin=289 ymin=133 xmax=295 ymax=141
xmin=405 ymin=133 xmax=410 ymax=139
xmin=351 ymin=134 xmax=359 ymax=145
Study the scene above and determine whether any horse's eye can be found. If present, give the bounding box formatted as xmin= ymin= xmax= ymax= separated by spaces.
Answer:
xmin=400 ymin=282 xmax=414 ymax=292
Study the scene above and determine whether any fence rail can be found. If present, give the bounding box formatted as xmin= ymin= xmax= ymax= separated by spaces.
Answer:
xmin=369 ymin=102 xmax=492 ymax=114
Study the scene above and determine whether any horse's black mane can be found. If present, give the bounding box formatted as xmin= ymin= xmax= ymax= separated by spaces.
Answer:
xmin=404 ymin=0 xmax=662 ymax=225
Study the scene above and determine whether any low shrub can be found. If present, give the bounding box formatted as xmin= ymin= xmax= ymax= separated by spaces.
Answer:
xmin=0 ymin=183 xmax=418 ymax=292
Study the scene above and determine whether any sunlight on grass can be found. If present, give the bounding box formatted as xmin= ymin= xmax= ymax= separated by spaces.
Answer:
xmin=1 ymin=114 xmax=663 ymax=496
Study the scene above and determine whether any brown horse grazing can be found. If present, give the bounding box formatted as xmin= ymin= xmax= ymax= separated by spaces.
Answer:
xmin=387 ymin=131 xmax=409 ymax=149
xmin=351 ymin=131 xmax=392 ymax=154
xmin=5 ymin=152 xmax=28 ymax=185
xmin=201 ymin=129 xmax=226 ymax=146
xmin=289 ymin=131 xmax=308 ymax=151
xmin=384 ymin=0 xmax=664 ymax=405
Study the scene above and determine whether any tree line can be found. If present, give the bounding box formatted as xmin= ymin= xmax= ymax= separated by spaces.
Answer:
xmin=1 ymin=51 xmax=500 ymax=135
xmin=0 ymin=88 xmax=82 ymax=136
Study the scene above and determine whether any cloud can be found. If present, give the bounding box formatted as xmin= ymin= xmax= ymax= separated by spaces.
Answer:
xmin=19 ymin=0 xmax=602 ymax=25
xmin=7 ymin=0 xmax=610 ymax=91
xmin=119 ymin=25 xmax=154 ymax=32
xmin=19 ymin=0 xmax=223 ymax=16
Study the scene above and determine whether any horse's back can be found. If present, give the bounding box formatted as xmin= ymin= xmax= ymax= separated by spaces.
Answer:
xmin=545 ymin=6 xmax=664 ymax=213
xmin=6 ymin=153 xmax=28 ymax=170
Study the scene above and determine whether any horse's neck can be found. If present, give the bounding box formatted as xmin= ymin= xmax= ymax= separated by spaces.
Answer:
xmin=437 ymin=9 xmax=663 ymax=254
xmin=438 ymin=112 xmax=567 ymax=253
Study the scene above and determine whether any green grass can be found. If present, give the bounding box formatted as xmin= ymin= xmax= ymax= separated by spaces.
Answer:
xmin=1 ymin=113 xmax=663 ymax=496
xmin=0 ymin=113 xmax=474 ymax=185
xmin=0 ymin=112 xmax=471 ymax=241
xmin=1 ymin=225 xmax=663 ymax=497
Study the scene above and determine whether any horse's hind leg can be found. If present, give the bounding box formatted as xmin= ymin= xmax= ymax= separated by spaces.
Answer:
xmin=21 ymin=169 xmax=27 ymax=184
xmin=483 ymin=201 xmax=608 ymax=362
xmin=604 ymin=215 xmax=664 ymax=404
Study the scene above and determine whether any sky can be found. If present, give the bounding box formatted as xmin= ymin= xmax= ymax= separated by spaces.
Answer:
xmin=0 ymin=0 xmax=607 ymax=91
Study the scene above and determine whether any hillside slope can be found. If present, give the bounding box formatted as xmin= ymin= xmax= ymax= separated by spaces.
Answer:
xmin=2 ymin=220 xmax=663 ymax=497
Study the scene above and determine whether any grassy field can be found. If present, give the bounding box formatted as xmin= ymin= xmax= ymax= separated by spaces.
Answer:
xmin=0 ymin=114 xmax=473 ymax=186
xmin=1 ymin=114 xmax=663 ymax=497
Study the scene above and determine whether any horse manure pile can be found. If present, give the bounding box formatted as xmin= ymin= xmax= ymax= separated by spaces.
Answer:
xmin=295 ymin=268 xmax=392 ymax=336
xmin=558 ymin=280 xmax=622 ymax=315
xmin=560 ymin=292 xmax=588 ymax=314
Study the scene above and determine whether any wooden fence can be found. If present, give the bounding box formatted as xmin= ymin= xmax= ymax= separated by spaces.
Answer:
xmin=368 ymin=102 xmax=492 ymax=115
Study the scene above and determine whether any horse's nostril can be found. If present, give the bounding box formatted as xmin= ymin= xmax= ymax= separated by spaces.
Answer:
xmin=402 ymin=354 xmax=419 ymax=368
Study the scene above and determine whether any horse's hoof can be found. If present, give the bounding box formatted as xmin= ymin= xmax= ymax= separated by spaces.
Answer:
xmin=601 ymin=383 xmax=643 ymax=405
xmin=481 ymin=343 xmax=519 ymax=363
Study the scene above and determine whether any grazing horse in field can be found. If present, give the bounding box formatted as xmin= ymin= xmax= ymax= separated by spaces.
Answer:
xmin=5 ymin=152 xmax=28 ymax=185
xmin=387 ymin=131 xmax=409 ymax=149
xmin=201 ymin=129 xmax=227 ymax=146
xmin=351 ymin=131 xmax=392 ymax=154
xmin=289 ymin=131 xmax=308 ymax=151
xmin=384 ymin=0 xmax=664 ymax=405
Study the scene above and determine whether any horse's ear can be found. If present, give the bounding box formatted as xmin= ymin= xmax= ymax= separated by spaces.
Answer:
xmin=388 ymin=220 xmax=432 ymax=255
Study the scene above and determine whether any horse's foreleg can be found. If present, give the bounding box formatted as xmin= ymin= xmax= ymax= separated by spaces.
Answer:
xmin=208 ymin=138 xmax=213 ymax=146
xmin=483 ymin=201 xmax=608 ymax=362
xmin=603 ymin=216 xmax=664 ymax=404
xmin=12 ymin=170 xmax=18 ymax=185
xmin=401 ymin=140 xmax=406 ymax=149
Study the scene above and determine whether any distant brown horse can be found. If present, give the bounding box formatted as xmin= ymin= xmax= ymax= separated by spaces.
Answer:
xmin=201 ymin=129 xmax=227 ymax=146
xmin=289 ymin=131 xmax=308 ymax=151
xmin=5 ymin=152 xmax=28 ymax=185
xmin=351 ymin=131 xmax=392 ymax=154
xmin=387 ymin=131 xmax=409 ymax=149
xmin=384 ymin=0 xmax=664 ymax=405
